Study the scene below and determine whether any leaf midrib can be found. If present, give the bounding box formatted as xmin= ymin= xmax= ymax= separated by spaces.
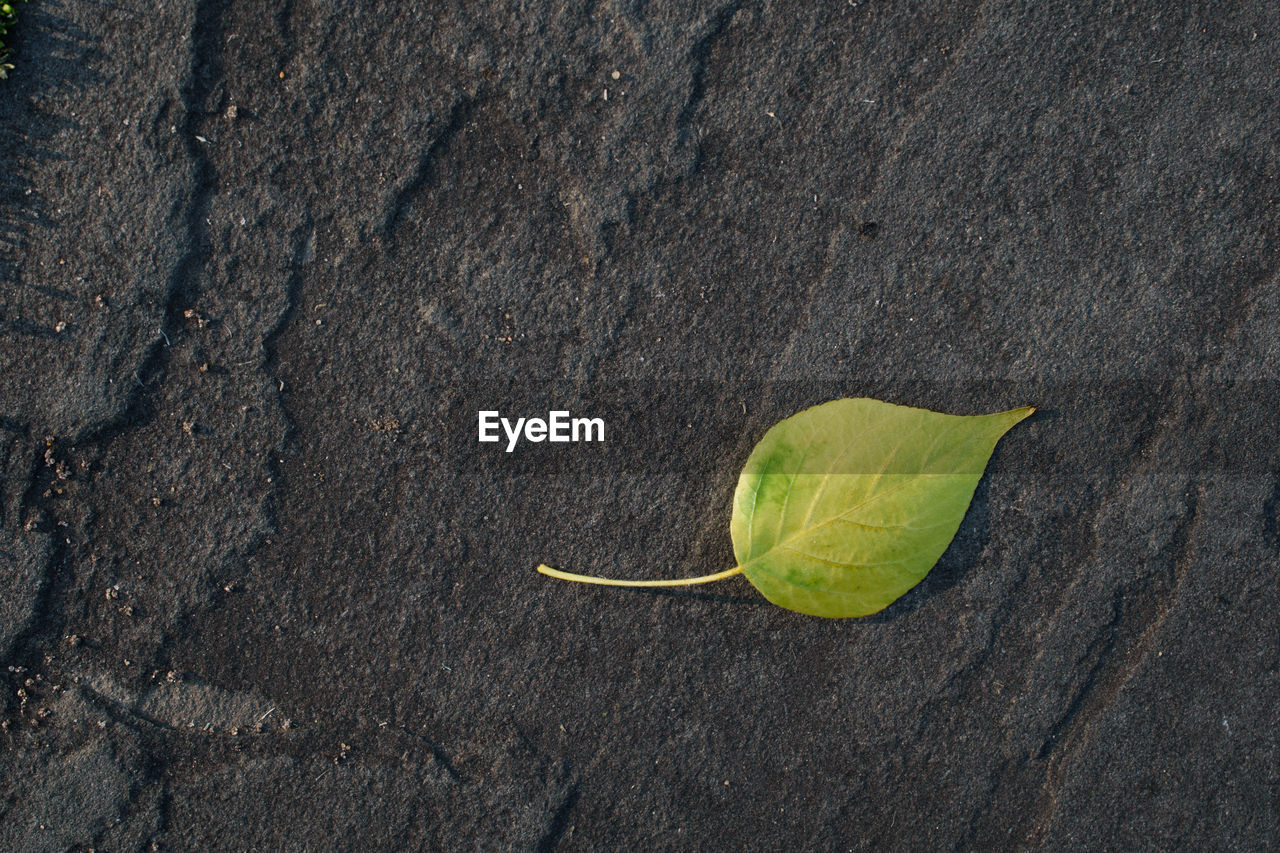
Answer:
xmin=741 ymin=473 xmax=925 ymax=571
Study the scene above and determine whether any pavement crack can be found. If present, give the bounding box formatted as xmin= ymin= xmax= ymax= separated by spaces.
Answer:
xmin=0 ymin=433 xmax=57 ymax=675
xmin=1021 ymin=483 xmax=1202 ymax=846
xmin=1263 ymin=476 xmax=1280 ymax=550
xmin=395 ymin=725 xmax=464 ymax=785
xmin=1203 ymin=241 xmax=1280 ymax=365
xmin=379 ymin=96 xmax=475 ymax=244
xmin=78 ymin=0 xmax=227 ymax=447
xmin=246 ymin=213 xmax=315 ymax=565
xmin=1 ymin=0 xmax=231 ymax=689
xmin=673 ymin=1 xmax=742 ymax=148
xmin=1032 ymin=590 xmax=1125 ymax=763
xmin=536 ymin=782 xmax=580 ymax=853
xmin=950 ymin=756 xmax=1009 ymax=853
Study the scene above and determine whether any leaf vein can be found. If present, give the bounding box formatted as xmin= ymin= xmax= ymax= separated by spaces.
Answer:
xmin=776 ymin=543 xmax=921 ymax=570
xmin=772 ymin=418 xmax=819 ymax=553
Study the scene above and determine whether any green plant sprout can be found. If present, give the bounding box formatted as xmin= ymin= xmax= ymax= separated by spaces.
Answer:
xmin=538 ymin=397 xmax=1034 ymax=618
xmin=0 ymin=1 xmax=30 ymax=80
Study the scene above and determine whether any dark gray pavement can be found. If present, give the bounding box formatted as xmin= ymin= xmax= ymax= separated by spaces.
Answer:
xmin=1 ymin=1 xmax=1277 ymax=849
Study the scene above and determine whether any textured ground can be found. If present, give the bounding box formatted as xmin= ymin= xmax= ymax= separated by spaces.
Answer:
xmin=1 ymin=0 xmax=1278 ymax=849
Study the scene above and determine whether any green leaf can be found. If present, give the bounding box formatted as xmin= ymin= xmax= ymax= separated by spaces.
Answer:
xmin=729 ymin=398 xmax=1033 ymax=617
xmin=537 ymin=397 xmax=1033 ymax=619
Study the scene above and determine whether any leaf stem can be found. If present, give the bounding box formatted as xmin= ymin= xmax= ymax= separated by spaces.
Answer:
xmin=536 ymin=564 xmax=744 ymax=588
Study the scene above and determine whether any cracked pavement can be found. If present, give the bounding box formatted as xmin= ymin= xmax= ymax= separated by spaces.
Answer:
xmin=1 ymin=0 xmax=1278 ymax=849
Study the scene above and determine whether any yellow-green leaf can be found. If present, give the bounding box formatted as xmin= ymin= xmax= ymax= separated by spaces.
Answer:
xmin=730 ymin=398 xmax=1033 ymax=617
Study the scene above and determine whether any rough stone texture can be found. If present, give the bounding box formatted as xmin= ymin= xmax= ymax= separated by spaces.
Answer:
xmin=0 ymin=708 xmax=153 ymax=853
xmin=0 ymin=429 xmax=48 ymax=659
xmin=2 ymin=0 xmax=1278 ymax=849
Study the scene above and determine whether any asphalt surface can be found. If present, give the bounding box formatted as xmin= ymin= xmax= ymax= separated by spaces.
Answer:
xmin=1 ymin=1 xmax=1277 ymax=849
